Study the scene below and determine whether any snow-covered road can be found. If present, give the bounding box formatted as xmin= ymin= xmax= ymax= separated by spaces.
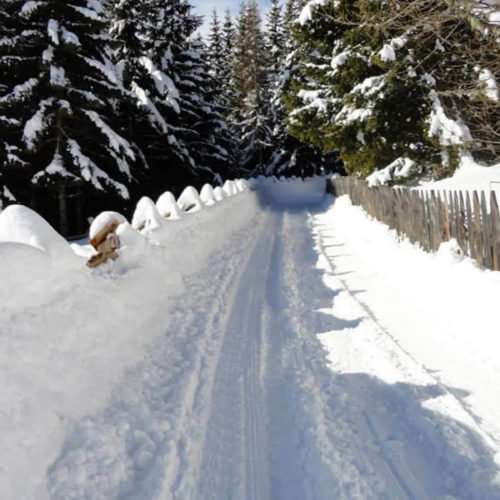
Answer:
xmin=3 ymin=179 xmax=500 ymax=499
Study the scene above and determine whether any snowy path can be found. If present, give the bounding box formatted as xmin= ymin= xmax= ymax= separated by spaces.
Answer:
xmin=44 ymin=189 xmax=500 ymax=499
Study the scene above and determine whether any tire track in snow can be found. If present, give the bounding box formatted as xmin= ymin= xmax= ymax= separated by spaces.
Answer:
xmin=46 ymin=216 xmax=266 ymax=500
xmin=195 ymin=212 xmax=280 ymax=500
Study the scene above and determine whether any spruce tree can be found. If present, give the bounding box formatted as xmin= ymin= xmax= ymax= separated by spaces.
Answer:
xmin=233 ymin=0 xmax=272 ymax=172
xmin=0 ymin=0 xmax=135 ymax=233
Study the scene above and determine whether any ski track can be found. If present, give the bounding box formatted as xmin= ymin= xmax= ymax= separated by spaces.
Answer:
xmin=46 ymin=194 xmax=500 ymax=499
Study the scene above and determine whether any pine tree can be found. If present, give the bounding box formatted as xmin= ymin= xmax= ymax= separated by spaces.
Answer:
xmin=207 ymin=10 xmax=223 ymax=82
xmin=233 ymin=0 xmax=272 ymax=172
xmin=265 ymin=0 xmax=339 ymax=177
xmin=0 ymin=0 xmax=135 ymax=233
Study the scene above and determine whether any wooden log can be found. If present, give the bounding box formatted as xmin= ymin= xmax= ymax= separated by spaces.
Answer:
xmin=89 ymin=219 xmax=120 ymax=249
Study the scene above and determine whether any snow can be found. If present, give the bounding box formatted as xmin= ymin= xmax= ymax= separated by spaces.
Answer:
xmin=132 ymin=197 xmax=164 ymax=233
xmin=0 ymin=183 xmax=257 ymax=499
xmin=23 ymin=98 xmax=54 ymax=150
xmin=199 ymin=184 xmax=216 ymax=206
xmin=213 ymin=186 xmax=227 ymax=202
xmin=84 ymin=110 xmax=135 ymax=163
xmin=89 ymin=211 xmax=127 ymax=239
xmin=47 ymin=19 xmax=59 ymax=45
xmin=156 ymin=191 xmax=182 ymax=220
xmin=479 ymin=68 xmax=499 ymax=102
xmin=314 ymin=195 xmax=500 ymax=498
xmin=418 ymin=152 xmax=500 ymax=196
xmin=428 ymin=91 xmax=472 ymax=146
xmin=0 ymin=205 xmax=72 ymax=255
xmin=367 ymin=157 xmax=417 ymax=186
xmin=222 ymin=179 xmax=237 ymax=197
xmin=176 ymin=186 xmax=203 ymax=212
xmin=299 ymin=0 xmax=328 ymax=25
xmin=3 ymin=178 xmax=500 ymax=498
xmin=378 ymin=44 xmax=395 ymax=62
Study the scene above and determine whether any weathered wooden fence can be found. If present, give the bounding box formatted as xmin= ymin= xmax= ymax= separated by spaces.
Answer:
xmin=328 ymin=177 xmax=500 ymax=271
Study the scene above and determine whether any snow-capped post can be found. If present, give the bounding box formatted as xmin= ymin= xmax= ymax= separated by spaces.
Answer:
xmin=87 ymin=219 xmax=121 ymax=268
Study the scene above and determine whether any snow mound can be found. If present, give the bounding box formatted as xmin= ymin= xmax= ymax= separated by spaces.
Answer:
xmin=213 ymin=186 xmax=227 ymax=202
xmin=418 ymin=153 xmax=500 ymax=202
xmin=235 ymin=179 xmax=248 ymax=192
xmin=0 ymin=204 xmax=71 ymax=255
xmin=132 ymin=197 xmax=164 ymax=233
xmin=156 ymin=191 xmax=182 ymax=220
xmin=222 ymin=180 xmax=237 ymax=197
xmin=199 ymin=184 xmax=216 ymax=206
xmin=177 ymin=186 xmax=203 ymax=213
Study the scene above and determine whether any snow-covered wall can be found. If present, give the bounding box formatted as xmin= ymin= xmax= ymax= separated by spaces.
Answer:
xmin=0 ymin=179 xmax=258 ymax=499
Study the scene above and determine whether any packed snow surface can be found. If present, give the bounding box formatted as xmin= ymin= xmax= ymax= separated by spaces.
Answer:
xmin=1 ymin=177 xmax=500 ymax=498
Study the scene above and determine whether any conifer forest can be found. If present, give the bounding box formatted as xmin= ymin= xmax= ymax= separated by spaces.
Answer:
xmin=0 ymin=0 xmax=498 ymax=235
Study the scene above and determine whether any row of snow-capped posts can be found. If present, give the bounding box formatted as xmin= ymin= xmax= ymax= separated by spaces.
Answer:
xmin=328 ymin=177 xmax=500 ymax=271
xmin=87 ymin=179 xmax=249 ymax=268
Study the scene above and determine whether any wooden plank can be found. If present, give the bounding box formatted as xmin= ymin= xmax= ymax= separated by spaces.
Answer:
xmin=456 ymin=192 xmax=467 ymax=255
xmin=472 ymin=191 xmax=483 ymax=267
xmin=480 ymin=191 xmax=492 ymax=269
xmin=465 ymin=191 xmax=473 ymax=258
xmin=490 ymin=191 xmax=500 ymax=271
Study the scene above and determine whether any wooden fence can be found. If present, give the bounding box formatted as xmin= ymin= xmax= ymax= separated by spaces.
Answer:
xmin=328 ymin=177 xmax=500 ymax=271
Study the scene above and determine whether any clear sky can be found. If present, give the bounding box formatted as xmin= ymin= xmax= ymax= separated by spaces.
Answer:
xmin=191 ymin=0 xmax=272 ymax=34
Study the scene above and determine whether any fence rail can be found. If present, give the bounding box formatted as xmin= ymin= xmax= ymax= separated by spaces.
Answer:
xmin=328 ymin=177 xmax=500 ymax=271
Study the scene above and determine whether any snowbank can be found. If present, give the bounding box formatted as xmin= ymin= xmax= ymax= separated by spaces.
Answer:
xmin=418 ymin=153 xmax=500 ymax=194
xmin=0 ymin=177 xmax=258 ymax=499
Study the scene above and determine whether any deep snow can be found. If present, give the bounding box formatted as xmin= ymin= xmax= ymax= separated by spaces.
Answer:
xmin=1 ymin=177 xmax=500 ymax=498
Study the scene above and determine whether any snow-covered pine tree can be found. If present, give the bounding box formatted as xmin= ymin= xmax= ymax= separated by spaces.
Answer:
xmin=0 ymin=0 xmax=135 ymax=233
xmin=266 ymin=0 xmax=339 ymax=177
xmin=0 ymin=0 xmax=26 ymax=207
xmin=109 ymin=0 xmax=195 ymax=200
xmin=233 ymin=0 xmax=272 ymax=173
xmin=207 ymin=10 xmax=223 ymax=83
xmin=220 ymin=9 xmax=236 ymax=110
xmin=172 ymin=34 xmax=239 ymax=188
xmin=286 ymin=0 xmax=498 ymax=182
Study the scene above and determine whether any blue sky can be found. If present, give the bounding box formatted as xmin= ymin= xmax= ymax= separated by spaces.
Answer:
xmin=191 ymin=0 xmax=272 ymax=34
